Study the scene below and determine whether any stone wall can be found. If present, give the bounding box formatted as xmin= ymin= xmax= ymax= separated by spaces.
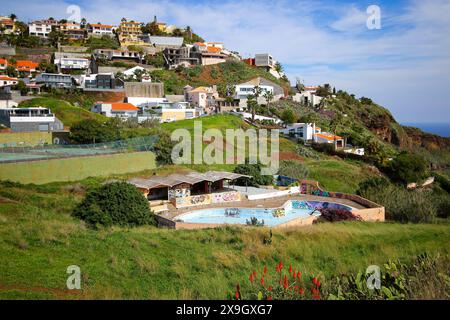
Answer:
xmin=124 ymin=82 xmax=164 ymax=98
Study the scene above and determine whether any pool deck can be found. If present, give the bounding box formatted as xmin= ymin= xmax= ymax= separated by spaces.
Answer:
xmin=158 ymin=193 xmax=366 ymax=221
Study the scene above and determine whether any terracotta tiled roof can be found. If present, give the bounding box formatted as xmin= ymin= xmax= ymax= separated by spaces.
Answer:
xmin=0 ymin=76 xmax=18 ymax=81
xmin=315 ymin=133 xmax=343 ymax=141
xmin=207 ymin=46 xmax=221 ymax=53
xmin=111 ymin=102 xmax=138 ymax=111
xmin=0 ymin=58 xmax=7 ymax=65
xmin=91 ymin=23 xmax=113 ymax=28
xmin=15 ymin=60 xmax=39 ymax=71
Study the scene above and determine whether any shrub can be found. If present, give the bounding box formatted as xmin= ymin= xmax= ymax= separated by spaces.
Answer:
xmin=387 ymin=152 xmax=428 ymax=184
xmin=357 ymin=179 xmax=437 ymax=223
xmin=73 ymin=182 xmax=156 ymax=228
xmin=317 ymin=209 xmax=362 ymax=223
xmin=153 ymin=130 xmax=175 ymax=165
xmin=70 ymin=119 xmax=118 ymax=144
xmin=278 ymin=160 xmax=309 ymax=180
xmin=233 ymin=162 xmax=274 ymax=187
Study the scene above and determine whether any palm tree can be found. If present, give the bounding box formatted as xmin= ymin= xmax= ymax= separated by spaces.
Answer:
xmin=247 ymin=94 xmax=258 ymax=122
xmin=263 ymin=91 xmax=274 ymax=109
xmin=9 ymin=14 xmax=17 ymax=21
xmin=275 ymin=62 xmax=283 ymax=73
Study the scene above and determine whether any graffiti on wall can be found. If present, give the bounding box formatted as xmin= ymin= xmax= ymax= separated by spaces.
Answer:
xmin=212 ymin=191 xmax=240 ymax=204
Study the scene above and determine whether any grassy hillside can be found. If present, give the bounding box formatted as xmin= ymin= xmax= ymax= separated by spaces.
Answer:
xmin=150 ymin=60 xmax=290 ymax=95
xmin=18 ymin=98 xmax=108 ymax=127
xmin=0 ymin=180 xmax=448 ymax=299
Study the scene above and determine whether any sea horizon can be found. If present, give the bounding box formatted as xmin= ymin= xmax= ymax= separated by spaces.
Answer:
xmin=402 ymin=123 xmax=450 ymax=138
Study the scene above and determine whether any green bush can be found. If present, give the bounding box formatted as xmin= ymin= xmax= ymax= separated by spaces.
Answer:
xmin=73 ymin=182 xmax=156 ymax=228
xmin=387 ymin=152 xmax=427 ymax=184
xmin=233 ymin=162 xmax=274 ymax=187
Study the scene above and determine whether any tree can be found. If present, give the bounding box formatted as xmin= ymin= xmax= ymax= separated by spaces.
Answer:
xmin=72 ymin=182 xmax=156 ymax=228
xmin=263 ymin=90 xmax=274 ymax=108
xmin=9 ymin=14 xmax=17 ymax=21
xmin=153 ymin=130 xmax=175 ymax=165
xmin=233 ymin=161 xmax=274 ymax=187
xmin=70 ymin=119 xmax=118 ymax=144
xmin=246 ymin=94 xmax=258 ymax=122
xmin=6 ymin=66 xmax=18 ymax=77
xmin=281 ymin=109 xmax=296 ymax=124
xmin=388 ymin=152 xmax=428 ymax=185
xmin=274 ymin=62 xmax=283 ymax=73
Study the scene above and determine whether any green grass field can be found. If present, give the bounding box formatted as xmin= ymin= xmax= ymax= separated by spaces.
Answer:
xmin=0 ymin=152 xmax=156 ymax=184
xmin=18 ymin=98 xmax=107 ymax=127
xmin=0 ymin=179 xmax=448 ymax=299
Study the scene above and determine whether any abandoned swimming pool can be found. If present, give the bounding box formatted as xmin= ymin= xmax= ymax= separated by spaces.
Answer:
xmin=175 ymin=200 xmax=354 ymax=227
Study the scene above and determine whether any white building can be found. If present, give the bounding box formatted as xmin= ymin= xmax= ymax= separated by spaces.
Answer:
xmin=88 ymin=23 xmax=114 ymax=37
xmin=184 ymin=85 xmax=219 ymax=113
xmin=293 ymin=86 xmax=323 ymax=107
xmin=344 ymin=147 xmax=365 ymax=156
xmin=280 ymin=123 xmax=318 ymax=140
xmin=0 ymin=107 xmax=64 ymax=132
xmin=139 ymin=101 xmax=197 ymax=123
xmin=0 ymin=76 xmax=18 ymax=88
xmin=91 ymin=102 xmax=139 ymax=118
xmin=234 ymin=77 xmax=284 ymax=106
xmin=28 ymin=21 xmax=53 ymax=38
xmin=54 ymin=57 xmax=90 ymax=70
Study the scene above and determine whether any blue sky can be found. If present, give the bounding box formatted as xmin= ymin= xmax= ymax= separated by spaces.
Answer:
xmin=3 ymin=0 xmax=450 ymax=123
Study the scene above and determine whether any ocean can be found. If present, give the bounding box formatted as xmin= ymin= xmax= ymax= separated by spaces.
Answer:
xmin=402 ymin=123 xmax=450 ymax=138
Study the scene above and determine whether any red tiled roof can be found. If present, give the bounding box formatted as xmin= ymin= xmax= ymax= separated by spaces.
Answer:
xmin=0 ymin=76 xmax=18 ymax=81
xmin=0 ymin=58 xmax=7 ymax=65
xmin=111 ymin=103 xmax=138 ymax=111
xmin=207 ymin=46 xmax=221 ymax=53
xmin=91 ymin=23 xmax=113 ymax=28
xmin=315 ymin=133 xmax=343 ymax=141
xmin=15 ymin=60 xmax=39 ymax=71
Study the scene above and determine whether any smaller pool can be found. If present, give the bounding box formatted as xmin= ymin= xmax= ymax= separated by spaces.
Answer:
xmin=176 ymin=200 xmax=353 ymax=227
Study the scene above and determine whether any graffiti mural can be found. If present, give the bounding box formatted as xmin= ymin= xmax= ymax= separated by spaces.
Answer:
xmin=212 ymin=191 xmax=241 ymax=204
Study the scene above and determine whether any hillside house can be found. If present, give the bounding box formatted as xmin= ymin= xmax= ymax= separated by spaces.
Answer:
xmin=91 ymin=102 xmax=139 ymax=118
xmin=88 ymin=23 xmax=114 ymax=37
xmin=235 ymin=77 xmax=284 ymax=105
xmin=0 ymin=107 xmax=64 ymax=133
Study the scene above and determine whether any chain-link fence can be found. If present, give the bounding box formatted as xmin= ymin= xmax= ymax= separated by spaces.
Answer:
xmin=0 ymin=135 xmax=159 ymax=163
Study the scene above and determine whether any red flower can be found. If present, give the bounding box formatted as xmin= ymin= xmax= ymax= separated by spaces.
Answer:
xmin=253 ymin=270 xmax=257 ymax=277
xmin=299 ymin=287 xmax=305 ymax=295
xmin=267 ymin=296 xmax=273 ymax=301
xmin=249 ymin=273 xmax=254 ymax=283
xmin=283 ymin=275 xmax=289 ymax=289
xmin=268 ymin=285 xmax=273 ymax=292
xmin=297 ymin=271 xmax=302 ymax=279
xmin=313 ymin=294 xmax=321 ymax=300
xmin=277 ymin=261 xmax=283 ymax=272
xmin=289 ymin=265 xmax=293 ymax=274
xmin=312 ymin=277 xmax=321 ymax=287
xmin=235 ymin=291 xmax=240 ymax=300
xmin=311 ymin=287 xmax=320 ymax=296
xmin=263 ymin=265 xmax=268 ymax=275
xmin=260 ymin=277 xmax=265 ymax=286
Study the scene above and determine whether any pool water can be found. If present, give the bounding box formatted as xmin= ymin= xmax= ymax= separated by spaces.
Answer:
xmin=176 ymin=200 xmax=353 ymax=227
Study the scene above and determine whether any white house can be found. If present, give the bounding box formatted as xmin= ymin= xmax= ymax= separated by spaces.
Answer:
xmin=184 ymin=85 xmax=219 ymax=113
xmin=88 ymin=23 xmax=114 ymax=37
xmin=28 ymin=20 xmax=53 ymax=38
xmin=54 ymin=57 xmax=90 ymax=70
xmin=344 ymin=147 xmax=365 ymax=156
xmin=280 ymin=123 xmax=317 ymax=140
xmin=235 ymin=77 xmax=284 ymax=106
xmin=293 ymin=86 xmax=323 ymax=107
xmin=0 ymin=76 xmax=18 ymax=88
xmin=122 ymin=66 xmax=151 ymax=82
xmin=0 ymin=107 xmax=64 ymax=132
xmin=91 ymin=102 xmax=139 ymax=118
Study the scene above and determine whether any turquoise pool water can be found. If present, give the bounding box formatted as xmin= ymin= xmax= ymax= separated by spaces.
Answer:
xmin=176 ymin=200 xmax=353 ymax=227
